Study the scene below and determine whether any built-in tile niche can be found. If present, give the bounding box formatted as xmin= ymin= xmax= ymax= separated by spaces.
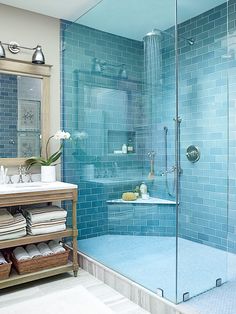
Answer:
xmin=107 ymin=130 xmax=136 ymax=155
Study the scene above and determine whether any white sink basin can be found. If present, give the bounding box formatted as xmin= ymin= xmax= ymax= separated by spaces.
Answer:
xmin=0 ymin=182 xmax=43 ymax=191
xmin=0 ymin=181 xmax=78 ymax=194
xmin=13 ymin=182 xmax=43 ymax=188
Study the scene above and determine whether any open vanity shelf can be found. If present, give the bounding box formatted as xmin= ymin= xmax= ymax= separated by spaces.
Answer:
xmin=0 ymin=229 xmax=74 ymax=250
xmin=0 ymin=181 xmax=78 ymax=289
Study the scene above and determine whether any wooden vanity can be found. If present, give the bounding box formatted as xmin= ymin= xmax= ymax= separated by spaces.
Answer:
xmin=0 ymin=181 xmax=78 ymax=289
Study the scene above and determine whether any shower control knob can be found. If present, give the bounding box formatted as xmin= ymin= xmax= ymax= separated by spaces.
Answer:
xmin=186 ymin=151 xmax=197 ymax=158
xmin=186 ymin=145 xmax=200 ymax=163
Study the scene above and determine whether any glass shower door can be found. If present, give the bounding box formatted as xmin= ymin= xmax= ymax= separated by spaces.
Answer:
xmin=177 ymin=0 xmax=229 ymax=303
xmin=62 ymin=0 xmax=179 ymax=304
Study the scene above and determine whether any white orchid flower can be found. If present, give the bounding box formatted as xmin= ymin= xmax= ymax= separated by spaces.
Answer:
xmin=54 ymin=130 xmax=71 ymax=140
xmin=64 ymin=132 xmax=71 ymax=139
xmin=26 ymin=130 xmax=71 ymax=169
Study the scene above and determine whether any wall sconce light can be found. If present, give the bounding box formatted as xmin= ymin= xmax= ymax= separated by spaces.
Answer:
xmin=0 ymin=41 xmax=45 ymax=64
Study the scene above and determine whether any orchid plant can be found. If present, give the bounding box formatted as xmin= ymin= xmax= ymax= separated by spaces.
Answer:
xmin=25 ymin=130 xmax=70 ymax=169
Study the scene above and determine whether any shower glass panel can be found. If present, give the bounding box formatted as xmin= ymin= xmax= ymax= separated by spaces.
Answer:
xmin=228 ymin=0 xmax=236 ymax=283
xmin=62 ymin=0 xmax=177 ymax=303
xmin=177 ymin=0 xmax=229 ymax=303
xmin=61 ymin=0 xmax=232 ymax=305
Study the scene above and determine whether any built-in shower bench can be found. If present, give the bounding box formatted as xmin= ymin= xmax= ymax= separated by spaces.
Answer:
xmin=107 ymin=197 xmax=176 ymax=205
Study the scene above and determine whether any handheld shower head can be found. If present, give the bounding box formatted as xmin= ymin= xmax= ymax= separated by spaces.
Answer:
xmin=147 ymin=151 xmax=156 ymax=159
xmin=187 ymin=38 xmax=195 ymax=46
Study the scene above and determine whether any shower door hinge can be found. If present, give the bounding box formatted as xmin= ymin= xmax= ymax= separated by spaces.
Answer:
xmin=156 ymin=288 xmax=164 ymax=297
xmin=183 ymin=292 xmax=190 ymax=302
xmin=216 ymin=278 xmax=222 ymax=287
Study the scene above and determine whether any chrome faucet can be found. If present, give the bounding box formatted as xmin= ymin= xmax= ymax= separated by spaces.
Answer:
xmin=18 ymin=165 xmax=25 ymax=183
xmin=27 ymin=172 xmax=33 ymax=183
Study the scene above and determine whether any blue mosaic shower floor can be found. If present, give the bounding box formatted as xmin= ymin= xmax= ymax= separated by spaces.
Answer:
xmin=78 ymin=235 xmax=235 ymax=303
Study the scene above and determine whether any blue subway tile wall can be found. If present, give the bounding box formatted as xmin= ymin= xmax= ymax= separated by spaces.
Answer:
xmin=0 ymin=73 xmax=17 ymax=157
xmin=61 ymin=0 xmax=236 ymax=253
xmin=164 ymin=1 xmax=235 ymax=253
xmin=61 ymin=21 xmax=155 ymax=239
xmin=176 ymin=2 xmax=230 ymax=251
xmin=108 ymin=204 xmax=176 ymax=236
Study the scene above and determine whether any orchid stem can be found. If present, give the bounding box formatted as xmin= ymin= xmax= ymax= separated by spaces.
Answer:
xmin=46 ymin=135 xmax=54 ymax=160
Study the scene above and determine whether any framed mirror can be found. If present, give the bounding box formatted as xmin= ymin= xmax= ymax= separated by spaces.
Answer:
xmin=0 ymin=58 xmax=51 ymax=166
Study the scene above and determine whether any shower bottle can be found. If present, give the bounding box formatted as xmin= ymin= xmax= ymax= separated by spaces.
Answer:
xmin=140 ymin=182 xmax=147 ymax=195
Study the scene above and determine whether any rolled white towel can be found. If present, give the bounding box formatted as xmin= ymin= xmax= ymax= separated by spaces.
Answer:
xmin=13 ymin=247 xmax=31 ymax=261
xmin=37 ymin=242 xmax=54 ymax=256
xmin=25 ymin=244 xmax=42 ymax=258
xmin=0 ymin=251 xmax=7 ymax=264
xmin=48 ymin=240 xmax=65 ymax=254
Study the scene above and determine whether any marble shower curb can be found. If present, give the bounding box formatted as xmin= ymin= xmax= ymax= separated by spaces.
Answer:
xmin=78 ymin=252 xmax=198 ymax=314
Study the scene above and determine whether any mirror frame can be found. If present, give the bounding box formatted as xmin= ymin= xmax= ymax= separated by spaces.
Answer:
xmin=0 ymin=58 xmax=52 ymax=166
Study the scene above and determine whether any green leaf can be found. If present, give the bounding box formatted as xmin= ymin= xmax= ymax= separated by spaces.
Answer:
xmin=48 ymin=148 xmax=62 ymax=162
xmin=47 ymin=151 xmax=62 ymax=165
xmin=25 ymin=157 xmax=48 ymax=170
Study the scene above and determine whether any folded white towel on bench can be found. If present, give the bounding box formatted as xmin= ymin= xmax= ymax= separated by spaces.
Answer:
xmin=0 ymin=208 xmax=14 ymax=225
xmin=27 ymin=223 xmax=66 ymax=236
xmin=24 ymin=206 xmax=67 ymax=224
xmin=0 ymin=229 xmax=26 ymax=241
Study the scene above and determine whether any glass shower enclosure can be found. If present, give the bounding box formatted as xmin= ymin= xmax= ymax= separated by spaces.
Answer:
xmin=62 ymin=0 xmax=234 ymax=304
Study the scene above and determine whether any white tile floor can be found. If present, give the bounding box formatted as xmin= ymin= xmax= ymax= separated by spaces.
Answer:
xmin=0 ymin=270 xmax=149 ymax=314
xmin=1 ymin=267 xmax=236 ymax=314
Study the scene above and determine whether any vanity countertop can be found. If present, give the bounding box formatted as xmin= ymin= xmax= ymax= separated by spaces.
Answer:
xmin=0 ymin=181 xmax=78 ymax=195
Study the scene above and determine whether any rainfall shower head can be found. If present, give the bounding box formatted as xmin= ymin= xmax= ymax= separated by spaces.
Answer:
xmin=144 ymin=29 xmax=162 ymax=39
xmin=144 ymin=28 xmax=195 ymax=46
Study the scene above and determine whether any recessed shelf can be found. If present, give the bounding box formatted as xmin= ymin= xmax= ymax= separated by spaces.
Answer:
xmin=107 ymin=130 xmax=136 ymax=154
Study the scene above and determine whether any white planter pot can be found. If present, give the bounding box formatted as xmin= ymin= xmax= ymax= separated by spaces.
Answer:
xmin=41 ymin=166 xmax=56 ymax=183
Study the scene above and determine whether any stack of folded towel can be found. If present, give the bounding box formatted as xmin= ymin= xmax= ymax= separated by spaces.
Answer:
xmin=0 ymin=209 xmax=26 ymax=240
xmin=13 ymin=241 xmax=66 ymax=261
xmin=23 ymin=206 xmax=67 ymax=236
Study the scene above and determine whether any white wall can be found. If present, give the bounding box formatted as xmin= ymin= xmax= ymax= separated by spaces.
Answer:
xmin=0 ymin=4 xmax=61 ymax=175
